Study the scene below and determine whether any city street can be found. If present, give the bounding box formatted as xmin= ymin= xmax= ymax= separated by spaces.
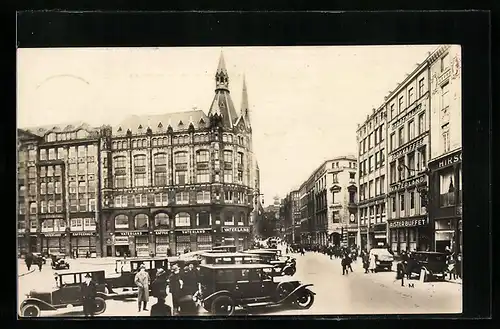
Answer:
xmin=17 ymin=248 xmax=461 ymax=317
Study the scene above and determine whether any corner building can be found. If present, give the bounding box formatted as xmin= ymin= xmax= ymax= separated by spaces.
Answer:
xmin=99 ymin=53 xmax=257 ymax=257
xmin=427 ymin=45 xmax=462 ymax=254
xmin=386 ymin=59 xmax=432 ymax=254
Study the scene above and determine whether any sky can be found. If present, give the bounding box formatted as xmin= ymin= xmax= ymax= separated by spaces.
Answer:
xmin=17 ymin=45 xmax=438 ymax=203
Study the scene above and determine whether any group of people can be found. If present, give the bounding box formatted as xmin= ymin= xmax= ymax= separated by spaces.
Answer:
xmin=134 ymin=262 xmax=201 ymax=316
xmin=23 ymin=252 xmax=44 ymax=272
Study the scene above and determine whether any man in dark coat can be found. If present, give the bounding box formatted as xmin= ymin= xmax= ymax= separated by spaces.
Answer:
xmin=151 ymin=268 xmax=168 ymax=299
xmin=168 ymin=264 xmax=183 ymax=314
xmin=150 ymin=297 xmax=172 ymax=316
xmin=25 ymin=253 xmax=33 ymax=271
xmin=81 ymin=273 xmax=97 ymax=317
xmin=182 ymin=263 xmax=200 ymax=296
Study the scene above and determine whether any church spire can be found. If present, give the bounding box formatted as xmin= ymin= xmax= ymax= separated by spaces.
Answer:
xmin=241 ymin=74 xmax=251 ymax=127
xmin=215 ymin=50 xmax=229 ymax=91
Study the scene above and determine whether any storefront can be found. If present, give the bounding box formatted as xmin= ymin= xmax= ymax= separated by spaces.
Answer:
xmin=428 ymin=149 xmax=462 ymax=254
xmin=220 ymin=226 xmax=250 ymax=250
xmin=113 ymin=236 xmax=130 ymax=257
xmin=175 ymin=231 xmax=192 ymax=255
xmin=70 ymin=231 xmax=97 ymax=258
xmin=154 ymin=229 xmax=171 ymax=256
xmin=42 ymin=233 xmax=65 ymax=254
xmin=388 ymin=217 xmax=431 ymax=254
xmin=196 ymin=230 xmax=213 ymax=250
xmin=114 ymin=231 xmax=149 ymax=257
xmin=18 ymin=233 xmax=27 ymax=255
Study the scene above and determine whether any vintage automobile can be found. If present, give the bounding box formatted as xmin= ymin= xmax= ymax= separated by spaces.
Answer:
xmin=404 ymin=251 xmax=448 ymax=282
xmin=369 ymin=248 xmax=394 ymax=272
xmin=243 ymin=250 xmax=296 ymax=276
xmin=212 ymin=245 xmax=238 ymax=253
xmin=200 ymin=252 xmax=261 ymax=265
xmin=267 ymin=238 xmax=278 ymax=249
xmin=106 ymin=258 xmax=169 ymax=295
xmin=50 ymin=253 xmax=70 ymax=270
xmin=32 ymin=252 xmax=47 ymax=265
xmin=196 ymin=263 xmax=315 ymax=315
xmin=20 ymin=270 xmax=108 ymax=317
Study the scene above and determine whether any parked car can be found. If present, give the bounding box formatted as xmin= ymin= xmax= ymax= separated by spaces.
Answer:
xmin=196 ymin=263 xmax=315 ymax=315
xmin=200 ymin=252 xmax=261 ymax=265
xmin=369 ymin=248 xmax=394 ymax=272
xmin=106 ymin=258 xmax=169 ymax=295
xmin=211 ymin=245 xmax=237 ymax=253
xmin=243 ymin=250 xmax=296 ymax=276
xmin=32 ymin=252 xmax=46 ymax=265
xmin=405 ymin=251 xmax=448 ymax=282
xmin=50 ymin=253 xmax=70 ymax=270
xmin=19 ymin=270 xmax=108 ymax=317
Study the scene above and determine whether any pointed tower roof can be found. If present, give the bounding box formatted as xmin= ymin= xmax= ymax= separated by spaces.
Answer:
xmin=241 ymin=74 xmax=251 ymax=128
xmin=208 ymin=51 xmax=239 ymax=129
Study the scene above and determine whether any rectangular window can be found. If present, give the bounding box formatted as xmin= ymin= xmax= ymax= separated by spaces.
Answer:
xmin=55 ymin=200 xmax=62 ymax=212
xmin=407 ymin=152 xmax=415 ymax=174
xmin=176 ymin=191 xmax=189 ymax=205
xmin=48 ymin=149 xmax=56 ymax=160
xmin=418 ymin=112 xmax=426 ymax=134
xmin=368 ymin=133 xmax=372 ymax=149
xmin=380 ymin=149 xmax=385 ymax=167
xmin=380 ymin=123 xmax=385 ymax=141
xmin=400 ymin=193 xmax=405 ymax=211
xmin=196 ymin=191 xmax=211 ymax=204
xmin=223 ymin=150 xmax=233 ymax=163
xmin=439 ymin=169 xmax=455 ymax=207
xmin=368 ymin=156 xmax=373 ymax=172
xmin=54 ymin=165 xmax=62 ymax=176
xmin=359 ymin=141 xmax=363 ymax=155
xmin=114 ymin=196 xmax=122 ymax=208
xmin=28 ymin=167 xmax=36 ymax=178
xmin=374 ymin=152 xmax=379 ymax=169
xmin=408 ymin=120 xmax=415 ymax=140
xmin=224 ymin=171 xmax=233 ymax=183
xmin=135 ymin=173 xmax=147 ymax=187
xmin=418 ymin=78 xmax=425 ymax=97
xmin=68 ymin=164 xmax=77 ymax=175
xmin=441 ymin=53 xmax=449 ymax=72
xmin=28 ymin=150 xmax=36 ymax=161
xmin=47 ymin=182 xmax=54 ymax=194
xmin=398 ymin=158 xmax=405 ymax=181
xmin=398 ymin=96 xmax=404 ymax=112
xmin=39 ymin=149 xmax=47 ymax=161
xmin=442 ymin=124 xmax=450 ymax=153
xmin=115 ymin=176 xmax=127 ymax=188
xmin=196 ymin=150 xmax=209 ymax=163
xmin=441 ymin=83 xmax=450 ymax=109
xmin=174 ymin=152 xmax=187 ymax=164
xmin=368 ymin=181 xmax=373 ymax=199
xmin=224 ymin=191 xmax=233 ymax=203
xmin=79 ymin=198 xmax=87 ymax=212
xmin=380 ymin=175 xmax=385 ymax=194
xmin=390 ymin=104 xmax=395 ymax=120
xmin=237 ymin=171 xmax=243 ymax=182
xmin=196 ymin=170 xmax=210 ymax=183
xmin=391 ymin=196 xmax=396 ymax=213
xmin=154 ymin=171 xmax=168 ymax=186
xmin=70 ymin=199 xmax=78 ymax=212
xmin=237 ymin=152 xmax=244 ymax=165
xmin=375 ymin=178 xmax=379 ymax=196
xmin=40 ymin=201 xmax=47 ymax=213
xmin=175 ymin=171 xmax=187 ymax=185
xmin=114 ymin=157 xmax=127 ymax=168
xmin=410 ymin=191 xmax=415 ymax=209
xmin=390 ymin=133 xmax=395 ymax=151
xmin=40 ymin=183 xmax=46 ymax=195
xmin=398 ymin=127 xmax=405 ymax=146
xmin=408 ymin=87 xmax=414 ymax=105
xmin=390 ymin=162 xmax=396 ymax=184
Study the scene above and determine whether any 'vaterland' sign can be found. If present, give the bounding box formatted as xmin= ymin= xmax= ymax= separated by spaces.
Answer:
xmin=222 ymin=226 xmax=250 ymax=233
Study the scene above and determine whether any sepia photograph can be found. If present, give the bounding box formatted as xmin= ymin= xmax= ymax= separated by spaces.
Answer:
xmin=17 ymin=45 xmax=463 ymax=318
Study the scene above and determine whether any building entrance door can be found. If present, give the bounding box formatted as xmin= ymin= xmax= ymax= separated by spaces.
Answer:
xmin=115 ymin=245 xmax=130 ymax=257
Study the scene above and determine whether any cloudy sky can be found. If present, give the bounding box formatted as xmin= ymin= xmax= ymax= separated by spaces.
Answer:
xmin=17 ymin=45 xmax=438 ymax=202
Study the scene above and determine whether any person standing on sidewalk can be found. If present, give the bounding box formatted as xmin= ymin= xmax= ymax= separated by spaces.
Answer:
xmin=81 ymin=273 xmax=97 ymax=317
xmin=25 ymin=253 xmax=33 ymax=272
xmin=134 ymin=264 xmax=151 ymax=312
xmin=168 ymin=264 xmax=183 ymax=315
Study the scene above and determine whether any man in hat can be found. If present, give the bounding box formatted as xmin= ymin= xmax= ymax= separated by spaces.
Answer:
xmin=81 ymin=273 xmax=97 ymax=317
xmin=151 ymin=267 xmax=168 ymax=299
xmin=134 ymin=264 xmax=151 ymax=312
xmin=168 ymin=264 xmax=183 ymax=315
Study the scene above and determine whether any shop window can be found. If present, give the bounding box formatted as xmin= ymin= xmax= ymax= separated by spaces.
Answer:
xmin=155 ymin=213 xmax=170 ymax=228
xmin=439 ymin=170 xmax=455 ymax=207
xmin=175 ymin=212 xmax=190 ymax=227
xmin=135 ymin=214 xmax=149 ymax=230
xmin=114 ymin=214 xmax=129 ymax=229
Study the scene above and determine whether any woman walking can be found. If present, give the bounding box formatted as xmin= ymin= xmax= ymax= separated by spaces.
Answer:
xmin=368 ymin=251 xmax=377 ymax=273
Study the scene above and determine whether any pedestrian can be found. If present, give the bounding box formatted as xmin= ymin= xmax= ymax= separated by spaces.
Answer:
xmin=362 ymin=251 xmax=370 ymax=274
xmin=447 ymin=255 xmax=457 ymax=280
xmin=150 ymin=297 xmax=172 ymax=316
xmin=25 ymin=252 xmax=33 ymax=271
xmin=134 ymin=264 xmax=151 ymax=312
xmin=300 ymin=246 xmax=305 ymax=256
xmin=81 ymin=273 xmax=96 ymax=317
xmin=168 ymin=264 xmax=183 ymax=315
xmin=36 ymin=257 xmax=43 ymax=272
xmin=151 ymin=268 xmax=168 ymax=299
xmin=181 ymin=263 xmax=200 ymax=296
xmin=368 ymin=251 xmax=377 ymax=273
xmin=341 ymin=253 xmax=349 ymax=275
xmin=286 ymin=246 xmax=289 ymax=254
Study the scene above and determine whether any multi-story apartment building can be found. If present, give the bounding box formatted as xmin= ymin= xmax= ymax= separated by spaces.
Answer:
xmin=17 ymin=53 xmax=260 ymax=257
xmin=283 ymin=189 xmax=300 ymax=244
xmin=356 ymin=108 xmax=388 ymax=250
xmin=17 ymin=123 xmax=102 ymax=257
xmin=297 ymin=156 xmax=357 ymax=246
xmin=427 ymin=45 xmax=462 ymax=254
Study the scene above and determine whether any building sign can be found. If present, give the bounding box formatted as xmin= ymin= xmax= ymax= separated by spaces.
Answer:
xmin=71 ymin=231 xmax=95 ymax=236
xmin=116 ymin=231 xmax=148 ymax=236
xmin=114 ymin=236 xmax=129 ymax=245
xmin=390 ymin=136 xmax=426 ymax=161
xmin=429 ymin=150 xmax=462 ymax=170
xmin=388 ymin=217 xmax=428 ymax=229
xmin=391 ymin=103 xmax=422 ymax=130
xmin=43 ymin=233 xmax=62 ymax=237
xmin=222 ymin=226 xmax=250 ymax=233
xmin=155 ymin=229 xmax=171 ymax=235
xmin=175 ymin=228 xmax=211 ymax=234
xmin=390 ymin=175 xmax=426 ymax=192
xmin=39 ymin=213 xmax=64 ymax=220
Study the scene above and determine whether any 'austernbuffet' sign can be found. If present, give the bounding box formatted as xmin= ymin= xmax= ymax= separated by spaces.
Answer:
xmin=388 ymin=217 xmax=428 ymax=229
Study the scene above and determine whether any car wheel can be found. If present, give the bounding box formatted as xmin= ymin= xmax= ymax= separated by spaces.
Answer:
xmin=94 ymin=297 xmax=107 ymax=315
xmin=295 ymin=289 xmax=314 ymax=309
xmin=21 ymin=304 xmax=41 ymax=317
xmin=210 ymin=295 xmax=235 ymax=316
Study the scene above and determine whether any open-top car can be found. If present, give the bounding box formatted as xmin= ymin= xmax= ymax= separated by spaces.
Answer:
xmin=404 ymin=251 xmax=448 ymax=282
xmin=106 ymin=258 xmax=169 ymax=295
xmin=243 ymin=250 xmax=296 ymax=276
xmin=50 ymin=252 xmax=70 ymax=270
xmin=196 ymin=263 xmax=315 ymax=315
xmin=200 ymin=252 xmax=261 ymax=265
xmin=20 ymin=270 xmax=108 ymax=317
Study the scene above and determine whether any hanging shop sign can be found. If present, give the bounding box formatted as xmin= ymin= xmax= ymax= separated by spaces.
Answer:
xmin=222 ymin=226 xmax=250 ymax=233
xmin=115 ymin=231 xmax=148 ymax=236
xmin=388 ymin=217 xmax=428 ymax=229
xmin=71 ymin=231 xmax=95 ymax=237
xmin=390 ymin=175 xmax=426 ymax=192
xmin=175 ymin=228 xmax=211 ymax=234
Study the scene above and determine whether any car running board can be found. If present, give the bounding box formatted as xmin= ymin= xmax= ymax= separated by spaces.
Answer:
xmin=242 ymin=301 xmax=276 ymax=308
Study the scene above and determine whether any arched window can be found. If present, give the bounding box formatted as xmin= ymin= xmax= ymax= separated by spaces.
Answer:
xmin=223 ymin=134 xmax=228 ymax=142
xmin=228 ymin=135 xmax=233 ymax=143
xmin=132 ymin=140 xmax=138 ymax=148
xmin=175 ymin=212 xmax=190 ymax=227
xmin=173 ymin=136 xmax=179 ymax=144
xmin=114 ymin=214 xmax=129 ymax=229
xmin=162 ymin=137 xmax=168 ymax=145
xmin=135 ymin=214 xmax=149 ymax=230
xmin=142 ymin=139 xmax=147 ymax=147
xmin=154 ymin=213 xmax=169 ymax=227
xmin=183 ymin=135 xmax=190 ymax=144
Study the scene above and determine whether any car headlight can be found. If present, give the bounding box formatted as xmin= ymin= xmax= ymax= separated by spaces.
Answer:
xmin=376 ymin=261 xmax=380 ymax=264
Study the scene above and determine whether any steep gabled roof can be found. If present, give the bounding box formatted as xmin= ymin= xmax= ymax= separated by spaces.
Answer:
xmin=22 ymin=121 xmax=97 ymax=137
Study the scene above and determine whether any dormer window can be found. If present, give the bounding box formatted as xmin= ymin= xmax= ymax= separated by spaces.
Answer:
xmin=158 ymin=122 xmax=163 ymax=129
xmin=178 ymin=120 xmax=184 ymax=127
xmin=117 ymin=127 xmax=123 ymax=133
xmin=138 ymin=124 xmax=143 ymax=130
xmin=199 ymin=118 xmax=205 ymax=125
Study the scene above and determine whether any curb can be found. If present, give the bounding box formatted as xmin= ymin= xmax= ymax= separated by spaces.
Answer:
xmin=18 ymin=269 xmax=35 ymax=278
